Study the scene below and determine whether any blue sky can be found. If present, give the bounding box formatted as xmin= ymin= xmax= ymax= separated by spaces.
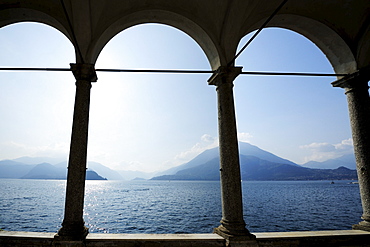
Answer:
xmin=0 ymin=22 xmax=354 ymax=172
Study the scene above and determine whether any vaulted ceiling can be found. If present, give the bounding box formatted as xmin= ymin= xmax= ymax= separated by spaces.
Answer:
xmin=0 ymin=0 xmax=369 ymax=72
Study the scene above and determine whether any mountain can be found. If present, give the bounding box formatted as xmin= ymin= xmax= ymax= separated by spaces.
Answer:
xmin=0 ymin=159 xmax=108 ymax=180
xmin=21 ymin=163 xmax=107 ymax=180
xmin=88 ymin=161 xmax=123 ymax=180
xmin=238 ymin=156 xmax=356 ymax=180
xmin=12 ymin=156 xmax=66 ymax=165
xmin=0 ymin=160 xmax=36 ymax=178
xmin=1 ymin=145 xmax=357 ymax=181
xmin=51 ymin=161 xmax=124 ymax=180
xmin=156 ymin=142 xmax=299 ymax=177
xmin=156 ymin=147 xmax=220 ymax=176
xmin=303 ymin=153 xmax=356 ymax=169
xmin=86 ymin=170 xmax=107 ymax=180
xmin=152 ymin=155 xmax=357 ymax=181
xmin=238 ymin=142 xmax=298 ymax=166
xmin=22 ymin=163 xmax=66 ymax=179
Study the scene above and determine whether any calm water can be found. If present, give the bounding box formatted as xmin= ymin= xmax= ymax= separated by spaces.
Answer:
xmin=0 ymin=179 xmax=362 ymax=233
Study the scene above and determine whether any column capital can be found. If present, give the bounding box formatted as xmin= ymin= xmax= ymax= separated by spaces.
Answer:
xmin=208 ymin=66 xmax=242 ymax=86
xmin=332 ymin=66 xmax=370 ymax=93
xmin=70 ymin=63 xmax=97 ymax=82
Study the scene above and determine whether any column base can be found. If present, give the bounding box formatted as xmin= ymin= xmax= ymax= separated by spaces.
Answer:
xmin=55 ymin=224 xmax=89 ymax=241
xmin=353 ymin=220 xmax=370 ymax=232
xmin=213 ymin=224 xmax=255 ymax=241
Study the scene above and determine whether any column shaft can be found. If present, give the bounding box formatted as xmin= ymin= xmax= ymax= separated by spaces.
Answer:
xmin=208 ymin=67 xmax=254 ymax=240
xmin=333 ymin=73 xmax=370 ymax=231
xmin=56 ymin=64 xmax=97 ymax=241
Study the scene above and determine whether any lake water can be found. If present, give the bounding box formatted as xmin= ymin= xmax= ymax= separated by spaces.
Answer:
xmin=0 ymin=179 xmax=363 ymax=233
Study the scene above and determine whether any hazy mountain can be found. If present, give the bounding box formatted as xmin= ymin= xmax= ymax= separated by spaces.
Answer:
xmin=13 ymin=156 xmax=66 ymax=165
xmin=21 ymin=163 xmax=107 ymax=180
xmin=156 ymin=147 xmax=220 ymax=176
xmin=117 ymin=170 xmax=156 ymax=180
xmin=0 ymin=160 xmax=36 ymax=178
xmin=88 ymin=161 xmax=124 ymax=180
xmin=53 ymin=161 xmax=123 ymax=180
xmin=51 ymin=160 xmax=153 ymax=180
xmin=22 ymin=163 xmax=66 ymax=179
xmin=86 ymin=170 xmax=107 ymax=180
xmin=0 ymin=159 xmax=107 ymax=180
xmin=238 ymin=142 xmax=298 ymax=166
xmin=157 ymin=142 xmax=299 ymax=177
xmin=1 ymin=145 xmax=357 ymax=181
xmin=152 ymin=155 xmax=357 ymax=181
xmin=303 ymin=153 xmax=356 ymax=169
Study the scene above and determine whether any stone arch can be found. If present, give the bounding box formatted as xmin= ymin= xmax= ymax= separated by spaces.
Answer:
xmin=88 ymin=9 xmax=220 ymax=69
xmin=243 ymin=14 xmax=357 ymax=75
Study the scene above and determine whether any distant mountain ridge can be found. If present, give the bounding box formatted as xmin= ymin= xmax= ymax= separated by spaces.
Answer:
xmin=152 ymin=142 xmax=357 ymax=181
xmin=302 ymin=153 xmax=356 ymax=170
xmin=0 ymin=142 xmax=357 ymax=181
xmin=12 ymin=156 xmax=66 ymax=165
xmin=54 ymin=161 xmax=124 ymax=180
xmin=0 ymin=160 xmax=35 ymax=178
xmin=22 ymin=163 xmax=66 ymax=179
xmin=0 ymin=160 xmax=107 ymax=180
xmin=157 ymin=142 xmax=299 ymax=177
xmin=152 ymin=154 xmax=357 ymax=181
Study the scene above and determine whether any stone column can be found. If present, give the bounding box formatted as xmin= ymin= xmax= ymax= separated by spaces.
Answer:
xmin=208 ymin=66 xmax=256 ymax=244
xmin=55 ymin=63 xmax=97 ymax=241
xmin=332 ymin=70 xmax=370 ymax=231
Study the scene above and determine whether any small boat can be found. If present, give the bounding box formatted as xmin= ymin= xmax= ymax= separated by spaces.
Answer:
xmin=330 ymin=181 xmax=335 ymax=184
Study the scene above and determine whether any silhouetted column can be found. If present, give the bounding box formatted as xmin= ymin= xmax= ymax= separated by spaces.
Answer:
xmin=55 ymin=63 xmax=97 ymax=241
xmin=332 ymin=70 xmax=370 ymax=231
xmin=208 ymin=66 xmax=256 ymax=243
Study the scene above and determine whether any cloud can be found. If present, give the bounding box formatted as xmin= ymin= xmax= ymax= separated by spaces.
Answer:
xmin=334 ymin=138 xmax=353 ymax=150
xmin=238 ymin=132 xmax=253 ymax=143
xmin=300 ymin=142 xmax=336 ymax=153
xmin=300 ymin=138 xmax=353 ymax=162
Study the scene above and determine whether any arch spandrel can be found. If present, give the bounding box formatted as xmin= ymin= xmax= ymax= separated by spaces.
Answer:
xmin=0 ymin=8 xmax=73 ymax=46
xmin=357 ymin=26 xmax=370 ymax=70
xmin=88 ymin=9 xmax=221 ymax=70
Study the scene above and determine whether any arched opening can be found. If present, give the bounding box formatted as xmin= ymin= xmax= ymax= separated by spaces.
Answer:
xmin=85 ymin=23 xmax=220 ymax=233
xmin=89 ymin=9 xmax=221 ymax=68
xmin=234 ymin=27 xmax=361 ymax=232
xmin=0 ymin=22 xmax=75 ymax=231
xmin=0 ymin=21 xmax=75 ymax=160
xmin=264 ymin=14 xmax=357 ymax=74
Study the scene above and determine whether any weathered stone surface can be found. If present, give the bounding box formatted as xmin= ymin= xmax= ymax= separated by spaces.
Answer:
xmin=332 ymin=71 xmax=370 ymax=231
xmin=57 ymin=64 xmax=96 ymax=241
xmin=1 ymin=231 xmax=370 ymax=247
xmin=209 ymin=67 xmax=254 ymax=238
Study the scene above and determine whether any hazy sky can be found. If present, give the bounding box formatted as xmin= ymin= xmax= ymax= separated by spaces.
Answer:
xmin=0 ymin=22 xmax=354 ymax=172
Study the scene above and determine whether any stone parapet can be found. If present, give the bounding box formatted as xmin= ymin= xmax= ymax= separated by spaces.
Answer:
xmin=1 ymin=230 xmax=370 ymax=247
